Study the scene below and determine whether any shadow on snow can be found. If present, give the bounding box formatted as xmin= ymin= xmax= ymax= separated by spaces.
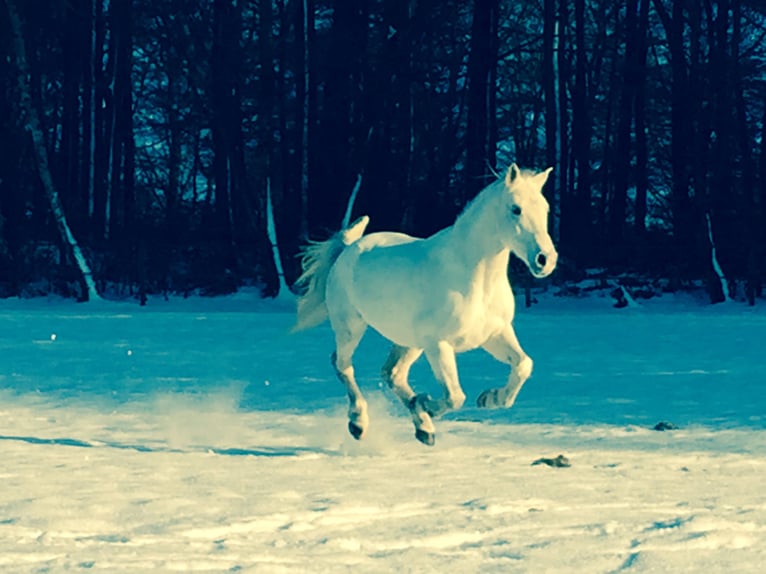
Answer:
xmin=0 ymin=433 xmax=338 ymax=458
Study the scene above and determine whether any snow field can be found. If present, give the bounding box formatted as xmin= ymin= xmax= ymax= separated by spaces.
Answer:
xmin=0 ymin=292 xmax=765 ymax=572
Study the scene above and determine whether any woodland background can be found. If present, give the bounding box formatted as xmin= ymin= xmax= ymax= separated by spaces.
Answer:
xmin=0 ymin=0 xmax=765 ymax=303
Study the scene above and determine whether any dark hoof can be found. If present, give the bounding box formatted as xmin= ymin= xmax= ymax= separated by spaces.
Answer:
xmin=415 ymin=429 xmax=435 ymax=446
xmin=348 ymin=421 xmax=365 ymax=440
xmin=476 ymin=389 xmax=498 ymax=409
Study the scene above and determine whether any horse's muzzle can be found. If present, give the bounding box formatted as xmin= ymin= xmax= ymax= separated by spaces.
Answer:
xmin=530 ymin=249 xmax=557 ymax=278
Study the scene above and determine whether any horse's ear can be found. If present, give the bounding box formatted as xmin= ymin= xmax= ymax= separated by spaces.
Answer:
xmin=505 ymin=163 xmax=521 ymax=186
xmin=536 ymin=167 xmax=553 ymax=185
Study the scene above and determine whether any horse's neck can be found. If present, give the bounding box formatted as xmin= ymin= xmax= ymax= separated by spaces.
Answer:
xmin=443 ymin=185 xmax=511 ymax=284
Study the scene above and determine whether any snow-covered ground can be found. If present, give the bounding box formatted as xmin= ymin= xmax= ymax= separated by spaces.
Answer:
xmin=1 ymin=290 xmax=765 ymax=573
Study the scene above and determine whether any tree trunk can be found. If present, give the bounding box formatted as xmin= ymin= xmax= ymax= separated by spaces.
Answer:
xmin=465 ymin=0 xmax=499 ymax=200
xmin=732 ymin=2 xmax=760 ymax=305
xmin=759 ymin=93 xmax=766 ymax=210
xmin=571 ymin=0 xmax=591 ymax=263
xmin=92 ymin=0 xmax=107 ymax=239
xmin=61 ymin=0 xmax=82 ymax=222
xmin=633 ymin=0 xmax=649 ymax=242
xmin=756 ymin=95 xmax=766 ymax=303
xmin=655 ymin=0 xmax=696 ymax=278
xmin=542 ymin=0 xmax=558 ymax=239
xmin=82 ymin=0 xmax=97 ymax=221
xmin=705 ymin=213 xmax=731 ymax=303
xmin=761 ymin=95 xmax=766 ymax=222
xmin=556 ymin=1 xmax=570 ymax=253
xmin=6 ymin=0 xmax=99 ymax=301
xmin=610 ymin=0 xmax=640 ymax=258
xmin=311 ymin=0 xmax=366 ymax=232
xmin=487 ymin=0 xmax=499 ymax=175
xmin=107 ymin=0 xmax=133 ymax=241
xmin=297 ymin=0 xmax=312 ymax=239
xmin=274 ymin=0 xmax=301 ymax=283
xmin=212 ymin=0 xmax=247 ymax=272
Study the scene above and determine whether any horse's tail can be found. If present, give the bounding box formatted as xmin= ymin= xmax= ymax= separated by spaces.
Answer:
xmin=292 ymin=215 xmax=370 ymax=332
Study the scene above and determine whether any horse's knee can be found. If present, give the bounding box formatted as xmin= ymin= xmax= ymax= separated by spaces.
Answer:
xmin=331 ymin=352 xmax=341 ymax=371
xmin=332 ymin=351 xmax=354 ymax=374
xmin=516 ymin=355 xmax=533 ymax=380
xmin=381 ymin=349 xmax=404 ymax=386
xmin=447 ymin=391 xmax=466 ymax=410
xmin=381 ymin=359 xmax=406 ymax=389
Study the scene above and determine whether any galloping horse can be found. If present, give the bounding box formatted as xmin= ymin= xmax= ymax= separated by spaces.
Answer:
xmin=293 ymin=164 xmax=557 ymax=445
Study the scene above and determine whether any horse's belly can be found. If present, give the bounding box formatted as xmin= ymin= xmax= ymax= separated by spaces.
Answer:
xmin=362 ymin=298 xmax=511 ymax=352
xmin=356 ymin=305 xmax=424 ymax=348
xmin=450 ymin=330 xmax=494 ymax=353
xmin=446 ymin=313 xmax=509 ymax=352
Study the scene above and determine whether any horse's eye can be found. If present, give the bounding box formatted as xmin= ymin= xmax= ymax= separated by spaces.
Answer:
xmin=511 ymin=205 xmax=522 ymax=216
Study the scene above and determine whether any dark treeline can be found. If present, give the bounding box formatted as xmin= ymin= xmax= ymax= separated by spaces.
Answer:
xmin=0 ymin=0 xmax=765 ymax=303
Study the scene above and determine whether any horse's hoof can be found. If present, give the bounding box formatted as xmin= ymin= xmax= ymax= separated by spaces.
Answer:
xmin=415 ymin=429 xmax=435 ymax=446
xmin=348 ymin=421 xmax=365 ymax=440
xmin=476 ymin=389 xmax=498 ymax=409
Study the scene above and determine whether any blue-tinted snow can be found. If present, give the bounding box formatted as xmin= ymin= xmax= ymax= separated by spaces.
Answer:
xmin=1 ymin=290 xmax=763 ymax=432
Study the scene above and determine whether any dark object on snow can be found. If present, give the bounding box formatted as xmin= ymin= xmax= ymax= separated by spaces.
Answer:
xmin=653 ymin=421 xmax=678 ymax=431
xmin=611 ymin=286 xmax=629 ymax=308
xmin=532 ymin=454 xmax=571 ymax=468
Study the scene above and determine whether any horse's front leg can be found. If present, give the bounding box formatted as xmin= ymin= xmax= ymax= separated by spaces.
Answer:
xmin=381 ymin=345 xmax=435 ymax=444
xmin=402 ymin=341 xmax=466 ymax=445
xmin=421 ymin=341 xmax=466 ymax=414
xmin=476 ymin=325 xmax=533 ymax=409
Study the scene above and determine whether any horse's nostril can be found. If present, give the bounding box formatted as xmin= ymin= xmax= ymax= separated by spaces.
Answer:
xmin=536 ymin=253 xmax=547 ymax=268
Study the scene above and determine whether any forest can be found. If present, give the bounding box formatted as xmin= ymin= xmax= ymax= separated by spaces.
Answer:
xmin=0 ymin=0 xmax=765 ymax=304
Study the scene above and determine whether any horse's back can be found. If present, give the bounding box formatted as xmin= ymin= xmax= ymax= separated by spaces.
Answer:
xmin=355 ymin=231 xmax=421 ymax=251
xmin=337 ymin=231 xmax=426 ymax=277
xmin=349 ymin=231 xmax=431 ymax=278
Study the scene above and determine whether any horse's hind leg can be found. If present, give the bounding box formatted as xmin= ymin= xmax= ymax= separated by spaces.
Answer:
xmin=330 ymin=313 xmax=369 ymax=440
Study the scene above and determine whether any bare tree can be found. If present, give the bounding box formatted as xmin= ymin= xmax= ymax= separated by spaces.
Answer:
xmin=6 ymin=0 xmax=99 ymax=301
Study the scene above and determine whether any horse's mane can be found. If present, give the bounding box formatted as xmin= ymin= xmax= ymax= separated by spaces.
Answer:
xmin=453 ymin=177 xmax=505 ymax=229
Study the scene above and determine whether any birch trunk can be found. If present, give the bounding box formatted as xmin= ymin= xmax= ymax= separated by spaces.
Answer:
xmin=705 ymin=213 xmax=732 ymax=303
xmin=6 ymin=0 xmax=100 ymax=301
xmin=266 ymin=178 xmax=292 ymax=300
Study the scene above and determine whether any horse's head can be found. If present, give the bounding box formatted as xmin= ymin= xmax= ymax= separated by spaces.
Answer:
xmin=501 ymin=163 xmax=557 ymax=278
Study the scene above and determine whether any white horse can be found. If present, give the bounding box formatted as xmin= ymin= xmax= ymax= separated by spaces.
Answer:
xmin=293 ymin=164 xmax=557 ymax=445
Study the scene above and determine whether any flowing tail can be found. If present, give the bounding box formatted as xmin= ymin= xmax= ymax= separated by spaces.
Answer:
xmin=292 ymin=215 xmax=370 ymax=332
